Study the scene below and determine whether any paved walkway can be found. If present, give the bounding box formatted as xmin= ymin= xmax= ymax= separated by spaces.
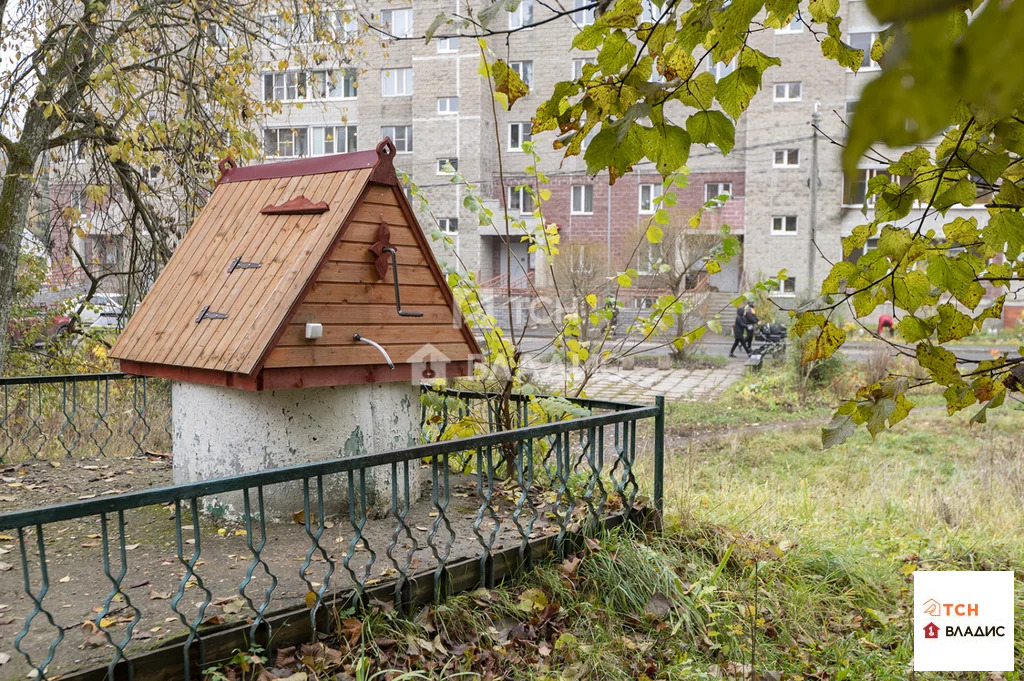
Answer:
xmin=530 ymin=360 xmax=747 ymax=404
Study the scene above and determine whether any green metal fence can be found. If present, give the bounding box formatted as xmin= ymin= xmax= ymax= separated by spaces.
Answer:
xmin=0 ymin=387 xmax=665 ymax=681
xmin=0 ymin=373 xmax=171 ymax=463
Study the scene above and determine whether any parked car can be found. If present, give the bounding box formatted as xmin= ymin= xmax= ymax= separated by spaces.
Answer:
xmin=69 ymin=293 xmax=126 ymax=328
xmin=6 ymin=309 xmax=71 ymax=348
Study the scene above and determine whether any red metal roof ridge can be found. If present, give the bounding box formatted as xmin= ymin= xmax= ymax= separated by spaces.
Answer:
xmin=217 ymin=138 xmax=399 ymax=184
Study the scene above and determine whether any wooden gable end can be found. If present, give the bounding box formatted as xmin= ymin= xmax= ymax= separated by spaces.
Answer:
xmin=262 ymin=182 xmax=479 ymax=372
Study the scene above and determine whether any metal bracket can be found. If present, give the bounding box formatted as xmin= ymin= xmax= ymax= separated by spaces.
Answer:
xmin=195 ymin=306 xmax=229 ymax=323
xmin=382 ymin=247 xmax=423 ymax=318
xmin=226 ymin=256 xmax=262 ymax=274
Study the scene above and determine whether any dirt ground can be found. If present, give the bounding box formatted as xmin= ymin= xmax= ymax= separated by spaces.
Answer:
xmin=0 ymin=454 xmax=592 ymax=680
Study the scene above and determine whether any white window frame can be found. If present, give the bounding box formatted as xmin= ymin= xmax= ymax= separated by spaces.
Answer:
xmin=381 ymin=68 xmax=413 ymax=97
xmin=639 ymin=241 xmax=662 ymax=275
xmin=638 ymin=183 xmax=662 ymax=214
xmin=508 ymin=122 xmax=531 ymax=151
xmin=509 ymin=61 xmax=533 ymax=89
xmin=771 ymin=215 xmax=798 ymax=235
xmin=572 ymin=57 xmax=595 ymax=80
xmin=843 ymin=168 xmax=888 ymax=207
xmin=708 ymin=59 xmax=735 ymax=79
xmin=704 ymin=182 xmax=732 ymax=205
xmin=508 ymin=185 xmax=534 ymax=214
xmin=773 ymin=81 xmax=801 ymax=102
xmin=572 ymin=0 xmax=595 ymax=26
xmin=264 ymin=127 xmax=309 ymax=158
xmin=770 ymin=277 xmax=797 ymax=297
xmin=382 ymin=125 xmax=413 ymax=153
xmin=437 ymin=96 xmax=459 ymax=114
xmin=571 ymin=184 xmax=593 ymax=215
xmin=436 ymin=157 xmax=458 ymax=174
xmin=776 ymin=14 xmax=803 ymax=33
xmin=438 ymin=217 xmax=459 ymax=234
xmin=311 ymin=125 xmax=357 ymax=155
xmin=849 ymin=31 xmax=880 ymax=70
xmin=380 ymin=8 xmax=413 ymax=38
xmin=436 ymin=36 xmax=458 ymax=52
xmin=309 ymin=68 xmax=358 ymax=100
xmin=509 ymin=0 xmax=533 ymax=29
xmin=773 ymin=148 xmax=800 ymax=168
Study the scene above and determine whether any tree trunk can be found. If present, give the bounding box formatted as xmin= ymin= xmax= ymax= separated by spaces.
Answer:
xmin=0 ymin=113 xmax=56 ymax=373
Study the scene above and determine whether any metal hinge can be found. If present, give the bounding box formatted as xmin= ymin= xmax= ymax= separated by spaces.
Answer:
xmin=195 ymin=305 xmax=229 ymax=323
xmin=226 ymin=256 xmax=262 ymax=274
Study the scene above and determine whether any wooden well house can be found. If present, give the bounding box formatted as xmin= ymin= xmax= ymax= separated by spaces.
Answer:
xmin=110 ymin=139 xmax=481 ymax=516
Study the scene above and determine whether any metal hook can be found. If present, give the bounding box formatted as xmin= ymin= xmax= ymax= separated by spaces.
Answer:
xmin=382 ymin=247 xmax=424 ymax=318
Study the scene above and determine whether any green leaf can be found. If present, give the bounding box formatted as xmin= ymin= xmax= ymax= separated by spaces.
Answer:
xmin=926 ymin=254 xmax=985 ymax=309
xmin=897 ymin=316 xmax=933 ymax=343
xmin=597 ymin=30 xmax=637 ymax=74
xmin=616 ymin=273 xmax=632 ymax=287
xmin=686 ymin=111 xmax=734 ymax=154
xmin=654 ymin=124 xmax=691 ymax=175
xmin=935 ymin=303 xmax=975 ymax=343
xmin=715 ymin=66 xmax=760 ymax=120
xmin=491 ymin=60 xmax=529 ymax=108
xmin=822 ymin=408 xmax=856 ymax=449
xmin=802 ymin=321 xmax=846 ymax=363
xmin=808 ymin=0 xmax=839 ymax=22
xmin=676 ymin=72 xmax=717 ymax=109
xmin=916 ymin=343 xmax=962 ymax=387
xmin=645 ymin=224 xmax=663 ymax=243
xmin=982 ymin=211 xmax=1024 ymax=260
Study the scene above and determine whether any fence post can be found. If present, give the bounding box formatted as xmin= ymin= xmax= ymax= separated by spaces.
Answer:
xmin=653 ymin=394 xmax=665 ymax=516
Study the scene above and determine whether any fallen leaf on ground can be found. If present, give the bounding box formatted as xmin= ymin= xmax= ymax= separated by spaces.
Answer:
xmin=0 ymin=562 xmax=11 ymax=572
xmin=58 ymin=575 xmax=71 ymax=583
xmin=124 ymin=544 xmax=140 ymax=551
xmin=0 ymin=652 xmax=9 ymax=664
xmin=149 ymin=591 xmax=171 ymax=600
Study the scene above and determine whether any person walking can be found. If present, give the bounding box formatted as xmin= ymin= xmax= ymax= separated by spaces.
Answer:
xmin=743 ymin=304 xmax=759 ymax=354
xmin=730 ymin=302 xmax=750 ymax=357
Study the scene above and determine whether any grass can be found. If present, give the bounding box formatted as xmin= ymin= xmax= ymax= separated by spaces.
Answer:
xmin=199 ymin=360 xmax=1023 ymax=681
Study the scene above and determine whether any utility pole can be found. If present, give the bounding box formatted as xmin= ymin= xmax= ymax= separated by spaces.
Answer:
xmin=808 ymin=102 xmax=821 ymax=293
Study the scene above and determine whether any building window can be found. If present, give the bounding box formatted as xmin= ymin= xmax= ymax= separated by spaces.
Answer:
xmin=146 ymin=165 xmax=161 ymax=180
xmin=843 ymin=168 xmax=888 ymax=206
xmin=708 ymin=59 xmax=735 ymax=79
xmin=509 ymin=0 xmax=533 ymax=29
xmin=638 ymin=183 xmax=662 ymax=213
xmin=509 ymin=122 xmax=531 ymax=151
xmin=639 ymin=241 xmax=662 ymax=274
xmin=381 ymin=68 xmax=413 ymax=96
xmin=572 ymin=57 xmax=595 ymax=80
xmin=310 ymin=68 xmax=358 ymax=99
xmin=72 ymin=139 xmax=86 ymax=162
xmin=510 ymin=61 xmax=534 ymax=89
xmin=774 ymin=81 xmax=801 ymax=102
xmin=382 ymin=125 xmax=413 ymax=152
xmin=571 ymin=185 xmax=593 ymax=215
xmin=72 ymin=189 xmax=88 ymax=213
xmin=776 ymin=14 xmax=803 ymax=33
xmin=438 ymin=217 xmax=459 ymax=234
xmin=770 ymin=277 xmax=797 ymax=296
xmin=263 ymin=72 xmax=306 ymax=101
xmin=380 ymin=8 xmax=413 ymax=38
xmin=771 ymin=215 xmax=798 ymax=234
xmin=437 ymin=96 xmax=459 ymax=114
xmin=705 ymin=182 xmax=732 ymax=206
xmin=436 ymin=36 xmax=458 ymax=52
xmin=849 ymin=32 xmax=880 ymax=69
xmin=508 ymin=185 xmax=534 ymax=214
xmin=311 ymin=125 xmax=357 ymax=155
xmin=264 ymin=127 xmax=308 ymax=157
xmin=773 ymin=148 xmax=800 ymax=168
xmin=328 ymin=10 xmax=358 ymax=40
xmin=436 ymin=157 xmax=458 ymax=174
xmin=573 ymin=0 xmax=595 ymax=25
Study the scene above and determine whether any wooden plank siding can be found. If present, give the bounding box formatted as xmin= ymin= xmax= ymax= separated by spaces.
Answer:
xmin=264 ymin=182 xmax=473 ymax=369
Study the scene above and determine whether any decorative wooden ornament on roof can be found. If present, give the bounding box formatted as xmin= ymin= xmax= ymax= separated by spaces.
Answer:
xmin=110 ymin=138 xmax=481 ymax=390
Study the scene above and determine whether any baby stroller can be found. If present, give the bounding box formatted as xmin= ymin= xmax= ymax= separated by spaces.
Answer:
xmin=746 ymin=322 xmax=788 ymax=369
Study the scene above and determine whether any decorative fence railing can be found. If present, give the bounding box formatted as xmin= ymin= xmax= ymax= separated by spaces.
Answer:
xmin=0 ymin=373 xmax=171 ymax=464
xmin=0 ymin=387 xmax=665 ymax=681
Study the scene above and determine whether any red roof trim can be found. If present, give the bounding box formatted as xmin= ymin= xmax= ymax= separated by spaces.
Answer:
xmin=218 ymin=139 xmax=399 ymax=185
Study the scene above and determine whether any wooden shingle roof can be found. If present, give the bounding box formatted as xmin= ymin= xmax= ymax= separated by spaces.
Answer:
xmin=111 ymin=139 xmax=481 ymax=390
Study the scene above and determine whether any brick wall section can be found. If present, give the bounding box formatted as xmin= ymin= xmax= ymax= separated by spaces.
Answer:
xmin=490 ymin=171 xmax=745 ymax=275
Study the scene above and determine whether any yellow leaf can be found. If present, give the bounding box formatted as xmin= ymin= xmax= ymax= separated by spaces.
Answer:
xmin=305 ymin=591 xmax=318 ymax=609
xmin=59 ymin=575 xmax=71 ymax=583
xmin=616 ymin=273 xmax=632 ymax=287
xmin=585 ymin=294 xmax=597 ymax=308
